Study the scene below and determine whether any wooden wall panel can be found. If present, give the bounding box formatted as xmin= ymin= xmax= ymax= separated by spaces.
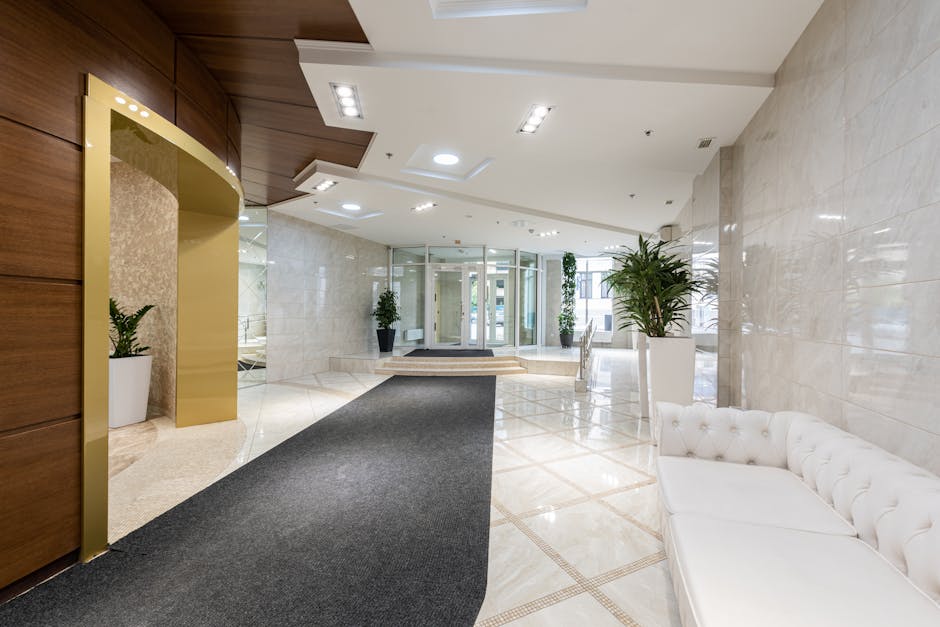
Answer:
xmin=0 ymin=279 xmax=81 ymax=433
xmin=63 ymin=0 xmax=177 ymax=79
xmin=176 ymin=92 xmax=227 ymax=163
xmin=176 ymin=41 xmax=227 ymax=124
xmin=0 ymin=419 xmax=81 ymax=589
xmin=227 ymin=140 xmax=241 ymax=179
xmin=241 ymin=125 xmax=366 ymax=175
xmin=226 ymin=99 xmax=241 ymax=149
xmin=0 ymin=119 xmax=82 ymax=280
xmin=231 ymin=96 xmax=372 ymax=146
xmin=0 ymin=0 xmax=176 ymax=145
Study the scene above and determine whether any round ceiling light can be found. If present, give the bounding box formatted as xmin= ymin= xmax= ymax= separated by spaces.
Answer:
xmin=341 ymin=203 xmax=361 ymax=211
xmin=340 ymin=97 xmax=356 ymax=107
xmin=342 ymin=106 xmax=359 ymax=117
xmin=532 ymin=105 xmax=549 ymax=117
xmin=522 ymin=124 xmax=537 ymax=133
xmin=335 ymin=85 xmax=353 ymax=98
xmin=433 ymin=153 xmax=460 ymax=166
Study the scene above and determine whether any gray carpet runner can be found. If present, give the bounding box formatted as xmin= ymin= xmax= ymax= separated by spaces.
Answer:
xmin=0 ymin=376 xmax=496 ymax=627
xmin=405 ymin=349 xmax=494 ymax=358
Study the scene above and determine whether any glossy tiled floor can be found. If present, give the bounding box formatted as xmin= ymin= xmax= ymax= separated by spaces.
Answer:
xmin=107 ymin=351 xmax=679 ymax=625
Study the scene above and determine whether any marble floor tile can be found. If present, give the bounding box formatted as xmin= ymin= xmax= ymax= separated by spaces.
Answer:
xmin=519 ymin=411 xmax=586 ymax=432
xmin=602 ymin=484 xmax=662 ymax=532
xmin=504 ymin=593 xmax=623 ymax=626
xmin=544 ymin=455 xmax=650 ymax=495
xmin=476 ymin=524 xmax=577 ymax=620
xmin=556 ymin=425 xmax=641 ymax=452
xmin=524 ymin=502 xmax=663 ymax=578
xmin=535 ymin=397 xmax=595 ymax=413
xmin=598 ymin=562 xmax=682 ymax=627
xmin=491 ymin=466 xmax=585 ymax=513
xmin=603 ymin=443 xmax=659 ymax=475
xmin=495 ymin=418 xmax=550 ymax=440
xmin=499 ymin=400 xmax=559 ymax=417
xmin=493 ymin=442 xmax=531 ymax=472
xmin=503 ymin=433 xmax=592 ymax=463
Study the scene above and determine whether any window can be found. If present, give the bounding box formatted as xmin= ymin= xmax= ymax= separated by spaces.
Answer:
xmin=574 ymin=257 xmax=613 ymax=332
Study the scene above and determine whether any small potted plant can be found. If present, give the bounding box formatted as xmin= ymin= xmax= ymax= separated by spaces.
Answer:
xmin=558 ymin=252 xmax=577 ymax=347
xmin=109 ymin=297 xmax=155 ymax=428
xmin=372 ymin=288 xmax=401 ymax=353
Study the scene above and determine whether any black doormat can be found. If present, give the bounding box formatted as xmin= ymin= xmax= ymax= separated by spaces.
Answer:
xmin=405 ymin=349 xmax=495 ymax=358
xmin=0 ymin=376 xmax=496 ymax=627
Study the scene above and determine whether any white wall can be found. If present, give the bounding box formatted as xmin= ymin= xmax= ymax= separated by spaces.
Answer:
xmin=266 ymin=212 xmax=388 ymax=380
xmin=727 ymin=0 xmax=940 ymax=473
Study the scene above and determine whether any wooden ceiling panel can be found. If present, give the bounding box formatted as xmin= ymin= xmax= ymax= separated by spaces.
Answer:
xmin=146 ymin=1 xmax=373 ymax=206
xmin=143 ymin=0 xmax=368 ymax=41
xmin=231 ymin=96 xmax=372 ymax=147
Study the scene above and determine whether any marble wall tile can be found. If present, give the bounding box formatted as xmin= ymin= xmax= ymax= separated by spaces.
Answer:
xmin=724 ymin=0 xmax=940 ymax=471
xmin=266 ymin=212 xmax=387 ymax=380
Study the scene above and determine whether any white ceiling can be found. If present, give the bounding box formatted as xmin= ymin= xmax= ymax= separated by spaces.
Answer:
xmin=274 ymin=0 xmax=822 ymax=254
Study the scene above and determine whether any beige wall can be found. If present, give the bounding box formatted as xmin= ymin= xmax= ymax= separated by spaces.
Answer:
xmin=265 ymin=212 xmax=388 ymax=380
xmin=726 ymin=0 xmax=940 ymax=473
xmin=110 ymin=161 xmax=178 ymax=417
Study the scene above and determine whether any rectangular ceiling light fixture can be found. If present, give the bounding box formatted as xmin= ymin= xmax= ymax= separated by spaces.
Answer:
xmin=537 ymin=230 xmax=559 ymax=237
xmin=330 ymin=83 xmax=362 ymax=119
xmin=518 ymin=104 xmax=552 ymax=134
xmin=431 ymin=0 xmax=588 ymax=19
xmin=412 ymin=202 xmax=437 ymax=213
xmin=314 ymin=180 xmax=337 ymax=192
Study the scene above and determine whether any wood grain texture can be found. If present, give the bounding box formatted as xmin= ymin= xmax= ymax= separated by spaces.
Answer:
xmin=0 ymin=279 xmax=81 ymax=433
xmin=0 ymin=419 xmax=81 ymax=590
xmin=0 ymin=0 xmax=176 ymax=145
xmin=241 ymin=166 xmax=300 ymax=195
xmin=176 ymin=40 xmax=227 ymax=124
xmin=227 ymin=139 xmax=241 ymax=179
xmin=179 ymin=36 xmax=315 ymax=107
xmin=231 ymin=96 xmax=372 ymax=146
xmin=145 ymin=0 xmax=368 ymax=41
xmin=176 ymin=92 xmax=228 ymax=162
xmin=0 ymin=119 xmax=82 ymax=280
xmin=226 ymin=99 xmax=241 ymax=149
xmin=241 ymin=180 xmax=301 ymax=206
xmin=242 ymin=124 xmax=366 ymax=175
xmin=63 ymin=0 xmax=176 ymax=79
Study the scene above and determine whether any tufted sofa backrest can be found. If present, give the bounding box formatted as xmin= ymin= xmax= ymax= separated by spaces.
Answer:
xmin=784 ymin=412 xmax=940 ymax=602
xmin=657 ymin=403 xmax=789 ymax=467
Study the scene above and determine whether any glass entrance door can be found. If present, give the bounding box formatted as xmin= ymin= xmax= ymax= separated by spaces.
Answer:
xmin=431 ymin=264 xmax=482 ymax=348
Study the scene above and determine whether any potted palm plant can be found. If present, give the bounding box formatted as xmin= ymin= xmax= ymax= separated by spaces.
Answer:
xmin=604 ymin=236 xmax=703 ymax=439
xmin=372 ymin=288 xmax=401 ymax=352
xmin=109 ymin=297 xmax=155 ymax=428
xmin=558 ymin=252 xmax=576 ymax=348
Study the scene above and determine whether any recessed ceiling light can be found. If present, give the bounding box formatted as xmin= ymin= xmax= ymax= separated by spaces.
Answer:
xmin=314 ymin=180 xmax=337 ymax=192
xmin=128 ymin=104 xmax=138 ymax=112
xmin=238 ymin=215 xmax=249 ymax=221
xmin=114 ymin=96 xmax=126 ymax=105
xmin=331 ymin=83 xmax=363 ymax=119
xmin=412 ymin=201 xmax=436 ymax=213
xmin=140 ymin=110 xmax=150 ymax=118
xmin=342 ymin=203 xmax=361 ymax=211
xmin=537 ymin=230 xmax=559 ymax=237
xmin=518 ymin=104 xmax=553 ymax=134
xmin=433 ymin=153 xmax=460 ymax=166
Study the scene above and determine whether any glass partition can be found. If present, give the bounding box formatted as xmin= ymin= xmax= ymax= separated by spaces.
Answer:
xmin=238 ymin=207 xmax=268 ymax=387
xmin=519 ymin=266 xmax=538 ymax=345
xmin=429 ymin=246 xmax=484 ymax=264
xmin=393 ymin=246 xmax=426 ymax=265
xmin=519 ymin=251 xmax=538 ymax=269
xmin=486 ymin=262 xmax=515 ymax=346
xmin=391 ymin=262 xmax=426 ymax=347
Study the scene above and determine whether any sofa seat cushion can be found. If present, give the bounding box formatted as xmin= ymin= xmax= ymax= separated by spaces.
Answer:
xmin=668 ymin=514 xmax=940 ymax=627
xmin=658 ymin=456 xmax=855 ymax=535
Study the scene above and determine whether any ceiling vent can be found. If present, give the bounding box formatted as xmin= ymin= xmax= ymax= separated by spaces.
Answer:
xmin=697 ymin=137 xmax=715 ymax=149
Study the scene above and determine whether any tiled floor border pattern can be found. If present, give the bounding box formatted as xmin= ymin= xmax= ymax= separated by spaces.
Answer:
xmin=480 ymin=378 xmax=666 ymax=626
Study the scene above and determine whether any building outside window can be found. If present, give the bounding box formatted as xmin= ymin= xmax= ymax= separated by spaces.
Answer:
xmin=575 ymin=256 xmax=613 ymax=332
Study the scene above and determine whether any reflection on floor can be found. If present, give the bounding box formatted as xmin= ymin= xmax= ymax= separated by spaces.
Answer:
xmin=107 ymin=350 xmax=679 ymax=625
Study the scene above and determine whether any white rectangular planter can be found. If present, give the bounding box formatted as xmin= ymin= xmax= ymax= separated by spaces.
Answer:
xmin=108 ymin=355 xmax=153 ymax=428
xmin=647 ymin=336 xmax=695 ymax=444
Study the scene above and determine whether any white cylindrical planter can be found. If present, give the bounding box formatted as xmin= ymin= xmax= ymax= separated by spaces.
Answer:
xmin=647 ymin=336 xmax=695 ymax=444
xmin=635 ymin=332 xmax=649 ymax=419
xmin=108 ymin=355 xmax=153 ymax=428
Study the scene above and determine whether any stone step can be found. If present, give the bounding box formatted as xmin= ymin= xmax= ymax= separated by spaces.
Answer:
xmin=386 ymin=355 xmax=520 ymax=365
xmin=375 ymin=365 xmax=528 ymax=377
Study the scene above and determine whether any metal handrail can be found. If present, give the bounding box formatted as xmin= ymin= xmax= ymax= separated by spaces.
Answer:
xmin=576 ymin=318 xmax=595 ymax=388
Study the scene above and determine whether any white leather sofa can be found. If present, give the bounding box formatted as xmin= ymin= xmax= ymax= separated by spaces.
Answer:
xmin=655 ymin=403 xmax=940 ymax=627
